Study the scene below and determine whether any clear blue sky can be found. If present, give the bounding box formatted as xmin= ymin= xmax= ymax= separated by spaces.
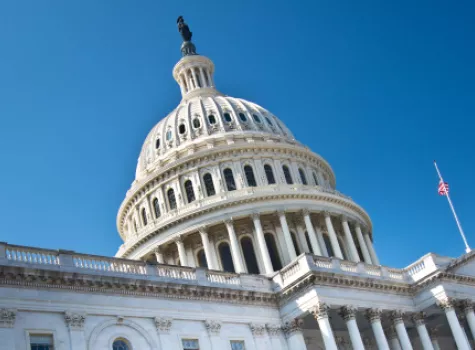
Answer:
xmin=0 ymin=1 xmax=474 ymax=268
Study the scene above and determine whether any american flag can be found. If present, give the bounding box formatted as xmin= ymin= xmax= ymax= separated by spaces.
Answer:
xmin=438 ymin=180 xmax=449 ymax=195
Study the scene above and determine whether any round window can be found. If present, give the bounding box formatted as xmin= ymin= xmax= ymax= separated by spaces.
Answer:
xmin=239 ymin=113 xmax=247 ymax=122
xmin=166 ymin=130 xmax=173 ymax=141
xmin=265 ymin=116 xmax=273 ymax=125
xmin=224 ymin=112 xmax=232 ymax=122
xmin=193 ymin=118 xmax=201 ymax=128
xmin=178 ymin=124 xmax=186 ymax=134
xmin=208 ymin=114 xmax=216 ymax=124
xmin=253 ymin=114 xmax=261 ymax=123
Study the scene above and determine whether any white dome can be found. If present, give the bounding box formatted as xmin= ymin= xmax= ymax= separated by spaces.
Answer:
xmin=136 ymin=94 xmax=295 ymax=180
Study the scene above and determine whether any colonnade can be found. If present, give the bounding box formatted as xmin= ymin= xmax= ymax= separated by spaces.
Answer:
xmin=154 ymin=209 xmax=379 ymax=274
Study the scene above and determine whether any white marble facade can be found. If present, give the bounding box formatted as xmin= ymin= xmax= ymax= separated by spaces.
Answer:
xmin=2 ymin=24 xmax=475 ymax=350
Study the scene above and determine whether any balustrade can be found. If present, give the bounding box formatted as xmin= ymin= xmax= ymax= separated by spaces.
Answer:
xmin=6 ymin=246 xmax=59 ymax=265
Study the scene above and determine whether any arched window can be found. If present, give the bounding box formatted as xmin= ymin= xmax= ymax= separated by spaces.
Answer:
xmin=265 ymin=116 xmax=273 ymax=126
xmin=313 ymin=172 xmax=319 ymax=186
xmin=208 ymin=114 xmax=217 ymax=125
xmin=113 ymin=339 xmax=130 ymax=350
xmin=153 ymin=198 xmax=161 ymax=218
xmin=264 ymin=233 xmax=282 ymax=271
xmin=184 ymin=180 xmax=195 ymax=203
xmin=166 ymin=129 xmax=173 ymax=141
xmin=244 ymin=165 xmax=257 ymax=187
xmin=239 ymin=112 xmax=247 ymax=122
xmin=283 ymin=165 xmax=293 ymax=184
xmin=253 ymin=114 xmax=261 ymax=123
xmin=223 ymin=112 xmax=232 ymax=122
xmin=218 ymin=242 xmax=235 ymax=273
xmin=133 ymin=219 xmax=137 ymax=233
xmin=179 ymin=124 xmax=186 ymax=134
xmin=299 ymin=168 xmax=308 ymax=185
xmin=264 ymin=164 xmax=276 ymax=184
xmin=141 ymin=208 xmax=147 ymax=226
xmin=203 ymin=173 xmax=216 ymax=196
xmin=323 ymin=234 xmax=334 ymax=257
xmin=305 ymin=231 xmax=312 ymax=252
xmin=240 ymin=237 xmax=259 ymax=274
xmin=167 ymin=188 xmax=177 ymax=210
xmin=223 ymin=168 xmax=236 ymax=191
xmin=193 ymin=118 xmax=201 ymax=128
xmin=291 ymin=232 xmax=301 ymax=256
xmin=197 ymin=249 xmax=207 ymax=268
xmin=155 ymin=138 xmax=160 ymax=149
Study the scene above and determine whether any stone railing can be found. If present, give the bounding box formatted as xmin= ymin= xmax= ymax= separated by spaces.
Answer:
xmin=4 ymin=245 xmax=60 ymax=265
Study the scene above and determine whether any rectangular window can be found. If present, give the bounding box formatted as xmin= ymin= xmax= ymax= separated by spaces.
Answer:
xmin=30 ymin=334 xmax=54 ymax=350
xmin=230 ymin=340 xmax=245 ymax=350
xmin=182 ymin=339 xmax=199 ymax=350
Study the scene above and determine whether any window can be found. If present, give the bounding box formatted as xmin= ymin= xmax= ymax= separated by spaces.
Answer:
xmin=223 ymin=168 xmax=236 ymax=191
xmin=166 ymin=129 xmax=173 ymax=141
xmin=252 ymin=114 xmax=261 ymax=123
xmin=264 ymin=164 xmax=276 ymax=184
xmin=197 ymin=249 xmax=208 ymax=268
xmin=193 ymin=118 xmax=201 ymax=128
xmin=30 ymin=334 xmax=54 ymax=350
xmin=299 ymin=168 xmax=308 ymax=185
xmin=167 ymin=188 xmax=177 ymax=210
xmin=264 ymin=233 xmax=282 ymax=270
xmin=112 ymin=339 xmax=130 ymax=350
xmin=223 ymin=112 xmax=232 ymax=122
xmin=184 ymin=180 xmax=195 ymax=203
xmin=265 ymin=116 xmax=273 ymax=126
xmin=153 ymin=198 xmax=161 ymax=218
xmin=195 ymin=69 xmax=202 ymax=87
xmin=141 ymin=208 xmax=147 ymax=226
xmin=240 ymin=237 xmax=259 ymax=274
xmin=208 ymin=114 xmax=216 ymax=124
xmin=239 ymin=112 xmax=247 ymax=122
xmin=291 ymin=232 xmax=301 ymax=256
xmin=313 ymin=172 xmax=319 ymax=186
xmin=133 ymin=219 xmax=137 ymax=233
xmin=155 ymin=138 xmax=160 ymax=149
xmin=182 ymin=339 xmax=200 ymax=350
xmin=218 ymin=242 xmax=235 ymax=272
xmin=179 ymin=124 xmax=186 ymax=134
xmin=244 ymin=165 xmax=257 ymax=187
xmin=203 ymin=173 xmax=216 ymax=196
xmin=230 ymin=340 xmax=245 ymax=350
xmin=283 ymin=165 xmax=293 ymax=184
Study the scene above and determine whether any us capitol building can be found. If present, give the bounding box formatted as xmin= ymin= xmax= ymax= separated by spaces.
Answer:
xmin=1 ymin=18 xmax=475 ymax=350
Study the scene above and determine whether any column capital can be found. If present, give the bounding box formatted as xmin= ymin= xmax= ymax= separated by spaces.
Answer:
xmin=224 ymin=218 xmax=234 ymax=227
xmin=0 ymin=309 xmax=16 ymax=328
xmin=64 ymin=312 xmax=86 ymax=331
xmin=365 ymin=308 xmax=383 ymax=323
xmin=302 ymin=208 xmax=310 ymax=216
xmin=411 ymin=311 xmax=427 ymax=326
xmin=339 ymin=305 xmax=357 ymax=321
xmin=276 ymin=210 xmax=286 ymax=217
xmin=437 ymin=297 xmax=456 ymax=311
xmin=389 ymin=310 xmax=405 ymax=324
xmin=311 ymin=302 xmax=330 ymax=320
xmin=282 ymin=318 xmax=304 ymax=337
xmin=250 ymin=212 xmax=260 ymax=221
xmin=205 ymin=319 xmax=222 ymax=335
xmin=323 ymin=211 xmax=331 ymax=218
xmin=198 ymin=227 xmax=209 ymax=236
xmin=174 ymin=235 xmax=185 ymax=245
xmin=249 ymin=323 xmax=266 ymax=337
xmin=460 ymin=298 xmax=474 ymax=313
xmin=265 ymin=323 xmax=282 ymax=337
xmin=154 ymin=317 xmax=172 ymax=334
xmin=340 ymin=214 xmax=349 ymax=222
xmin=154 ymin=246 xmax=163 ymax=254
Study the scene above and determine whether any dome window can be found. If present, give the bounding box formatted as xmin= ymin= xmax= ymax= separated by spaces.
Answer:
xmin=203 ymin=173 xmax=216 ymax=196
xmin=313 ymin=172 xmax=319 ymax=186
xmin=141 ymin=208 xmax=148 ymax=226
xmin=265 ymin=116 xmax=273 ymax=125
xmin=244 ymin=165 xmax=257 ymax=187
xmin=264 ymin=164 xmax=276 ymax=184
xmin=153 ymin=198 xmax=161 ymax=218
xmin=184 ymin=180 xmax=195 ymax=203
xmin=178 ymin=124 xmax=186 ymax=135
xmin=223 ymin=168 xmax=236 ymax=191
xmin=282 ymin=165 xmax=293 ymax=185
xmin=252 ymin=114 xmax=261 ymax=123
xmin=223 ymin=112 xmax=232 ymax=122
xmin=193 ymin=118 xmax=201 ymax=128
xmin=113 ymin=339 xmax=131 ymax=350
xmin=239 ymin=113 xmax=247 ymax=122
xmin=155 ymin=138 xmax=160 ymax=149
xmin=299 ymin=168 xmax=308 ymax=185
xmin=167 ymin=188 xmax=177 ymax=210
xmin=166 ymin=130 xmax=173 ymax=141
xmin=208 ymin=114 xmax=217 ymax=125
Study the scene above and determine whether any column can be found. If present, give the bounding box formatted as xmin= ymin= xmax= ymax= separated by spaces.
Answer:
xmin=458 ymin=313 xmax=471 ymax=349
xmin=315 ymin=224 xmax=329 ymax=257
xmin=283 ymin=319 xmax=308 ymax=350
xmin=437 ymin=298 xmax=471 ymax=350
xmin=364 ymin=231 xmax=380 ymax=265
xmin=175 ymin=236 xmax=188 ymax=266
xmin=0 ymin=309 xmax=16 ymax=350
xmin=389 ymin=311 xmax=413 ymax=350
xmin=295 ymin=220 xmax=310 ymax=253
xmin=64 ymin=312 xmax=87 ymax=350
xmin=462 ymin=299 xmax=475 ymax=341
xmin=154 ymin=246 xmax=165 ymax=264
xmin=411 ymin=312 xmax=434 ymax=350
xmin=208 ymin=235 xmax=221 ymax=270
xmin=249 ymin=324 xmax=271 ymax=349
xmin=278 ymin=211 xmax=297 ymax=261
xmin=266 ymin=324 xmax=286 ymax=350
xmin=252 ymin=213 xmax=274 ymax=274
xmin=341 ymin=216 xmax=360 ymax=262
xmin=355 ymin=223 xmax=373 ymax=264
xmin=323 ymin=212 xmax=344 ymax=259
xmin=311 ymin=303 xmax=338 ymax=350
xmin=339 ymin=306 xmax=365 ymax=350
xmin=428 ymin=328 xmax=441 ymax=350
xmin=303 ymin=209 xmax=322 ymax=256
xmin=366 ymin=309 xmax=390 ymax=350
xmin=199 ymin=68 xmax=207 ymax=88
xmin=224 ymin=219 xmax=246 ymax=273
xmin=199 ymin=228 xmax=218 ymax=270
xmin=387 ymin=326 xmax=402 ymax=350
xmin=178 ymin=76 xmax=186 ymax=95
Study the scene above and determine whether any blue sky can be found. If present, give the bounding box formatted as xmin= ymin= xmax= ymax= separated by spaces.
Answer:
xmin=0 ymin=0 xmax=474 ymax=268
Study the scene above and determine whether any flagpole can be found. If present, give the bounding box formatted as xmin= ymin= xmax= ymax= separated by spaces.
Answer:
xmin=434 ymin=160 xmax=471 ymax=253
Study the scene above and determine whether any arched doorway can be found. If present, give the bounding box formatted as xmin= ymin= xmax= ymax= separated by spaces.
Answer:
xmin=197 ymin=249 xmax=207 ymax=268
xmin=218 ymin=242 xmax=235 ymax=273
xmin=240 ymin=237 xmax=260 ymax=274
xmin=264 ymin=233 xmax=282 ymax=270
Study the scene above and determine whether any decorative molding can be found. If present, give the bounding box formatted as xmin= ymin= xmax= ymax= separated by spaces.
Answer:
xmin=64 ymin=312 xmax=86 ymax=330
xmin=0 ymin=309 xmax=16 ymax=328
xmin=116 ymin=315 xmax=125 ymax=325
xmin=389 ymin=310 xmax=405 ymax=324
xmin=460 ymin=299 xmax=474 ymax=313
xmin=365 ymin=308 xmax=382 ymax=323
xmin=249 ymin=323 xmax=266 ymax=336
xmin=339 ymin=305 xmax=357 ymax=322
xmin=265 ymin=323 xmax=282 ymax=337
xmin=154 ymin=317 xmax=172 ymax=333
xmin=310 ymin=302 xmax=329 ymax=320
xmin=437 ymin=297 xmax=456 ymax=311
xmin=282 ymin=318 xmax=303 ymax=337
xmin=411 ymin=311 xmax=426 ymax=326
xmin=205 ymin=320 xmax=221 ymax=335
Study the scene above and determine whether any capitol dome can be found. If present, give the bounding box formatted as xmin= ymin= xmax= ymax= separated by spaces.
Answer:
xmin=116 ymin=19 xmax=376 ymax=275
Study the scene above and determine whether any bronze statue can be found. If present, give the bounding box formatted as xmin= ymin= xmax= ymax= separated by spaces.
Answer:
xmin=177 ymin=16 xmax=192 ymax=42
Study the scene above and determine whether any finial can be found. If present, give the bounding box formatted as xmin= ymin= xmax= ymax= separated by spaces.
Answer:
xmin=177 ymin=16 xmax=196 ymax=56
